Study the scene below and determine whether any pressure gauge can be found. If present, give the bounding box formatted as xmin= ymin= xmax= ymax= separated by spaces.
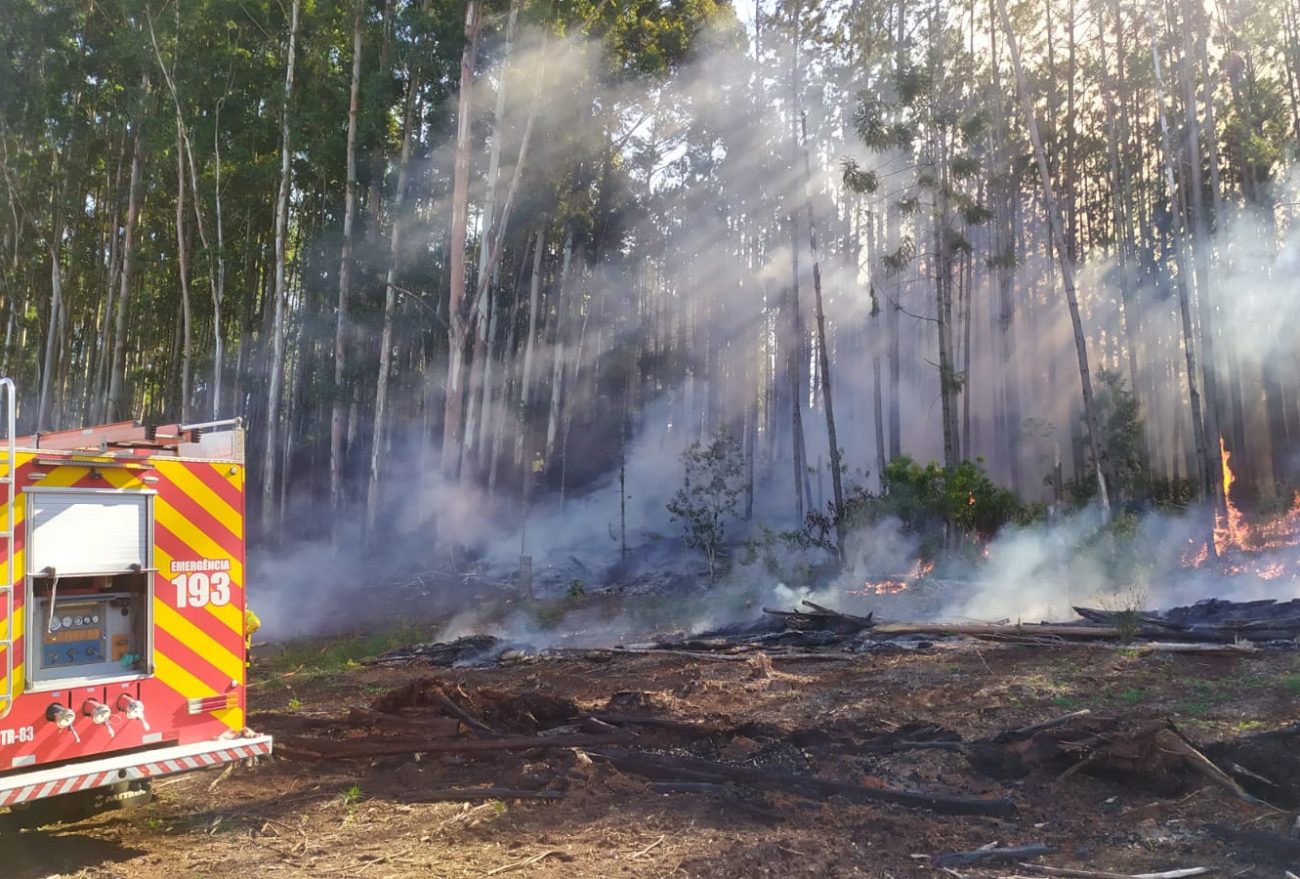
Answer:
xmin=61 ymin=616 xmax=73 ymax=628
xmin=49 ymin=618 xmax=61 ymax=631
xmin=91 ymin=615 xmax=100 ymax=624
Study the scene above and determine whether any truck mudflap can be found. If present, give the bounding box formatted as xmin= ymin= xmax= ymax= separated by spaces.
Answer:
xmin=0 ymin=733 xmax=272 ymax=807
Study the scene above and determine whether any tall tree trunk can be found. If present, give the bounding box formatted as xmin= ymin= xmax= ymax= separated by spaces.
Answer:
xmin=261 ymin=0 xmax=300 ymax=535
xmin=107 ymin=73 xmax=148 ymax=421
xmin=544 ymin=231 xmax=573 ymax=467
xmin=175 ymin=120 xmax=192 ymax=423
xmin=1098 ymin=0 xmax=1147 ymax=480
xmin=514 ymin=225 xmax=544 ymax=470
xmin=1177 ymin=0 xmax=1223 ymax=508
xmin=38 ymin=233 xmax=65 ymax=433
xmin=332 ymin=3 xmax=363 ymax=513
xmin=441 ymin=0 xmax=482 ymax=479
xmin=148 ymin=8 xmax=194 ymax=423
xmin=206 ymin=99 xmax=227 ymax=417
xmin=786 ymin=0 xmax=811 ymax=521
xmin=462 ymin=0 xmax=521 ymax=475
xmin=996 ymin=0 xmax=1109 ymax=516
xmin=1152 ymin=38 xmax=1212 ymax=510
xmin=365 ymin=77 xmax=418 ymax=540
xmin=800 ymin=112 xmax=845 ymax=559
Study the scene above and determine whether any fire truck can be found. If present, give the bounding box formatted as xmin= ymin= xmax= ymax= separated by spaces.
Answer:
xmin=0 ymin=380 xmax=271 ymax=824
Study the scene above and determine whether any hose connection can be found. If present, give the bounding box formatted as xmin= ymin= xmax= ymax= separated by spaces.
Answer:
xmin=117 ymin=695 xmax=149 ymax=732
xmin=45 ymin=702 xmax=80 ymax=743
xmin=83 ymin=699 xmax=114 ymax=737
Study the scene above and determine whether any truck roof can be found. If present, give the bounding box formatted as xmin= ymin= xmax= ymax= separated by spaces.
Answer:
xmin=14 ymin=419 xmax=245 ymax=463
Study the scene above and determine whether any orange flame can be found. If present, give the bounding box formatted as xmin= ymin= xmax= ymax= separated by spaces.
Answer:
xmin=1182 ymin=437 xmax=1300 ymax=577
xmin=853 ymin=558 xmax=934 ymax=596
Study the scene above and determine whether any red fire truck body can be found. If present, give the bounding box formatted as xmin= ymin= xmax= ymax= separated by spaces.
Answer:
xmin=0 ymin=386 xmax=270 ymax=816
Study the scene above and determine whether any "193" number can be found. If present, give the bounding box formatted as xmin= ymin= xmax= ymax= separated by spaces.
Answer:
xmin=170 ymin=572 xmax=232 ymax=609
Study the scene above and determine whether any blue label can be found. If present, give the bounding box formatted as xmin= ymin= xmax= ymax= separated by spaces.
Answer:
xmin=42 ymin=640 xmax=103 ymax=667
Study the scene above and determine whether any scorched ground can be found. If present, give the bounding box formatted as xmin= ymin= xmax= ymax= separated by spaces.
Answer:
xmin=2 ymin=633 xmax=1298 ymax=878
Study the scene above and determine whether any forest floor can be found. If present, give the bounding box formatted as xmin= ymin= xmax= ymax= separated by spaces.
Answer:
xmin=2 ymin=626 xmax=1300 ymax=879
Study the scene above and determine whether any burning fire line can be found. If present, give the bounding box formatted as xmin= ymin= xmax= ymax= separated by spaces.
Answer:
xmin=1182 ymin=437 xmax=1300 ymax=580
xmin=854 ymin=559 xmax=935 ymax=596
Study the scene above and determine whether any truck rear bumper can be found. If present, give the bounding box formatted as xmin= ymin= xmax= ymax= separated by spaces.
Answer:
xmin=0 ymin=734 xmax=272 ymax=807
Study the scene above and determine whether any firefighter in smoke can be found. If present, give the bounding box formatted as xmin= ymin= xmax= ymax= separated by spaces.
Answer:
xmin=244 ymin=606 xmax=262 ymax=669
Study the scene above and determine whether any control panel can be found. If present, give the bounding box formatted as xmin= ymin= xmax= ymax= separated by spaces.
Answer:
xmin=36 ymin=592 xmax=142 ymax=681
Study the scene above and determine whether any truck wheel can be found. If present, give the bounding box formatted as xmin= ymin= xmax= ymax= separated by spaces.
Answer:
xmin=1 ymin=780 xmax=152 ymax=830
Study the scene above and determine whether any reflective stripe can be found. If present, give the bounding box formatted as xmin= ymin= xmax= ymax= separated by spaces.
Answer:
xmin=0 ymin=735 xmax=271 ymax=805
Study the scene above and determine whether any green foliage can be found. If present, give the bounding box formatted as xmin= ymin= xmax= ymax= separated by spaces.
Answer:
xmin=567 ymin=579 xmax=587 ymax=599
xmin=841 ymin=158 xmax=880 ymax=195
xmin=1060 ymin=370 xmax=1145 ymax=507
xmin=877 ymin=456 xmax=1029 ymax=541
xmin=667 ymin=433 xmax=746 ymax=582
xmin=1092 ymin=370 xmax=1146 ymax=502
xmin=791 ymin=457 xmax=1028 ymax=562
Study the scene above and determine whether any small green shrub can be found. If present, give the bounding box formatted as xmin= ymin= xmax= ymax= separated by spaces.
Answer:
xmin=667 ymin=433 xmax=747 ymax=581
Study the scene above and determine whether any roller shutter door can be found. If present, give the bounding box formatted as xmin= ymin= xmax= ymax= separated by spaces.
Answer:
xmin=27 ymin=491 xmax=151 ymax=576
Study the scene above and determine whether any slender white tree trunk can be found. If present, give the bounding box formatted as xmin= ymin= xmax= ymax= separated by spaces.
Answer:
xmin=544 ymin=231 xmax=573 ymax=466
xmin=175 ymin=120 xmax=192 ymax=422
xmin=365 ymin=77 xmax=418 ymax=540
xmin=332 ymin=4 xmax=363 ymax=513
xmin=107 ymin=74 xmax=148 ymax=421
xmin=261 ymin=0 xmax=300 ymax=535
xmin=441 ymin=0 xmax=482 ymax=478
xmin=38 ymin=234 xmax=65 ymax=432
xmin=514 ymin=226 xmax=544 ymax=469
xmin=996 ymin=0 xmax=1109 ymax=517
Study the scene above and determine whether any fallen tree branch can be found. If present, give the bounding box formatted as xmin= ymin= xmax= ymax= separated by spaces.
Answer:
xmin=427 ymin=686 xmax=498 ymax=735
xmin=1022 ymin=864 xmax=1212 ymax=879
xmin=802 ymin=600 xmax=875 ymax=626
xmin=934 ymin=844 xmax=1052 ymax=866
xmin=612 ymin=647 xmax=853 ymax=663
xmin=871 ymin=621 xmax=1288 ymax=643
xmin=1204 ymin=823 xmax=1300 ymax=858
xmin=870 ymin=623 xmax=1127 ymax=640
xmin=347 ymin=708 xmax=462 ymax=738
xmin=589 ymin=748 xmax=1016 ymax=817
xmin=275 ymin=731 xmax=635 ymax=760
xmin=399 ymin=788 xmax=565 ymax=803
xmin=996 ymin=709 xmax=1093 ymax=742
xmin=1132 ymin=643 xmax=1259 ymax=657
xmin=591 ymin=714 xmax=727 ymax=735
xmin=1152 ymin=730 xmax=1271 ymax=809
xmin=483 ymin=849 xmax=564 ymax=876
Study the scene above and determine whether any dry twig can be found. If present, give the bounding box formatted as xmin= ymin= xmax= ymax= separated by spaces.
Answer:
xmin=483 ymin=849 xmax=563 ymax=876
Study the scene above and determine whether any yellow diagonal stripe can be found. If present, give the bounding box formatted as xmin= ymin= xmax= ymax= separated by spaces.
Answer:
xmin=154 ymin=650 xmax=216 ymax=697
xmin=213 ymin=706 xmax=245 ymax=729
xmin=158 ymin=462 xmax=242 ymax=540
xmin=96 ymin=467 xmax=147 ymax=491
xmin=154 ymin=599 xmax=243 ymax=683
xmin=155 ymin=501 xmax=244 ymax=584
xmin=154 ymin=545 xmax=242 ymax=636
xmin=209 ymin=462 xmax=244 ymax=495
xmin=153 ymin=652 xmax=243 ymax=732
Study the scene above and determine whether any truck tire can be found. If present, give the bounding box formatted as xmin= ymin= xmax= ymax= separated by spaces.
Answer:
xmin=1 ymin=780 xmax=152 ymax=830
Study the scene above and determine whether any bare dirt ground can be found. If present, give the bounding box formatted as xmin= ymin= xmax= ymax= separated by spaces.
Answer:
xmin=3 ymin=637 xmax=1299 ymax=879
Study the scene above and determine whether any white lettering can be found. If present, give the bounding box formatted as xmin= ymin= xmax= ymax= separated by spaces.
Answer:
xmin=170 ymin=571 xmax=232 ymax=609
xmin=0 ymin=726 xmax=34 ymax=746
xmin=168 ymin=559 xmax=232 ymax=574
